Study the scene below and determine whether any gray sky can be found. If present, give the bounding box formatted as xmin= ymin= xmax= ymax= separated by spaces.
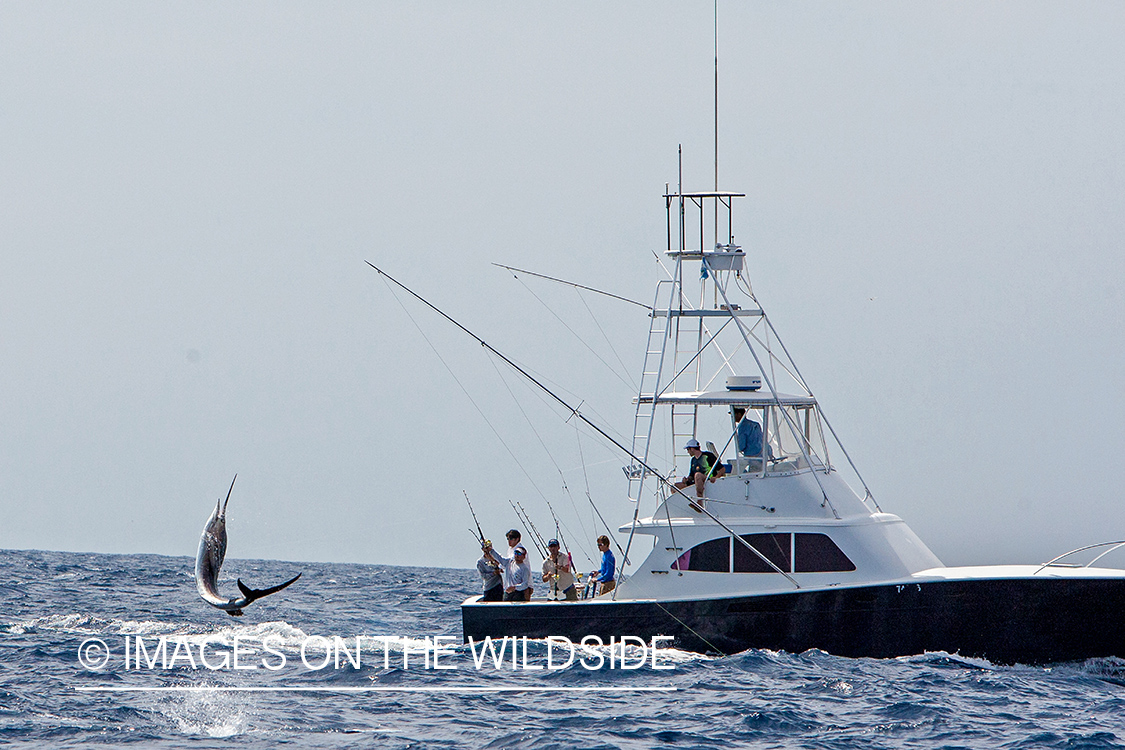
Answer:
xmin=2 ymin=3 xmax=1123 ymax=571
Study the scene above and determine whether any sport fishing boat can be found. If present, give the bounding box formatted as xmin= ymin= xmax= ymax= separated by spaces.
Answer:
xmin=457 ymin=183 xmax=1125 ymax=665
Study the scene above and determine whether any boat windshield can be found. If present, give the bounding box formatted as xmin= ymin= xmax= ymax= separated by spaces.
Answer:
xmin=725 ymin=402 xmax=829 ymax=476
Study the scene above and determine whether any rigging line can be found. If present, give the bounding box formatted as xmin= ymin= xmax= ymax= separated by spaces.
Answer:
xmin=378 ymin=277 xmax=557 ymax=519
xmin=736 ymin=276 xmax=875 ymax=507
xmin=574 ymin=287 xmax=639 ymax=392
xmin=486 ymin=355 xmax=569 ymax=481
xmin=498 ymin=359 xmax=634 ymax=471
xmin=504 ymin=364 xmax=636 ymax=459
xmin=495 ymin=346 xmax=634 ymax=448
xmin=510 ymin=273 xmax=637 ymax=393
xmin=570 ymin=423 xmax=597 ymax=540
xmin=660 ymin=275 xmax=740 ymax=381
xmin=493 ymin=263 xmax=652 ymax=310
xmin=766 ymin=306 xmax=778 ymax=397
xmin=757 ymin=313 xmax=879 ymax=511
xmin=703 ymin=258 xmax=839 ymax=520
xmin=368 ymin=263 xmax=789 ymax=584
xmin=741 ymin=325 xmax=804 ymax=392
xmin=652 ymin=317 xmax=734 ymax=402
xmin=654 ymin=599 xmax=727 ymax=657
xmin=561 ymin=457 xmax=620 ymax=472
xmin=485 ymin=356 xmax=592 ymax=548
xmin=547 ymin=504 xmax=591 ymax=568
xmin=736 ymin=267 xmax=756 ymax=299
xmin=370 ymin=262 xmax=640 ymax=554
xmin=621 ymin=479 xmax=681 ymax=602
xmin=573 ymin=423 xmax=625 ymax=564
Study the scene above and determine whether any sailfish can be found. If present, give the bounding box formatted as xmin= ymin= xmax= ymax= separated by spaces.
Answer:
xmin=194 ymin=475 xmax=301 ymax=616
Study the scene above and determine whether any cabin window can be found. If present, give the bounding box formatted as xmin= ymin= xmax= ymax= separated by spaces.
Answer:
xmin=674 ymin=537 xmax=729 ymax=572
xmin=673 ymin=532 xmax=855 ymax=573
xmin=794 ymin=533 xmax=856 ymax=572
xmin=734 ymin=533 xmax=791 ymax=573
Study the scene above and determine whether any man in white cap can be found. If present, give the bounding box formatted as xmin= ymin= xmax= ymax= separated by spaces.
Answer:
xmin=673 ymin=438 xmax=724 ymax=509
xmin=503 ymin=545 xmax=533 ymax=602
xmin=542 ymin=538 xmax=577 ymax=601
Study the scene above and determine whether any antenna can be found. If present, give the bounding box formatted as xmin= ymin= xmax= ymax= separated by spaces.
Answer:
xmin=713 ymin=0 xmax=719 ymax=249
xmin=678 ymin=144 xmax=684 ymax=251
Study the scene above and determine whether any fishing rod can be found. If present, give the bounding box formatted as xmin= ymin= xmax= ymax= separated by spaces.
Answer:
xmin=517 ymin=500 xmax=551 ymax=558
xmin=550 ymin=513 xmax=583 ymax=597
xmin=506 ymin=497 xmax=547 ymax=558
xmin=535 ymin=497 xmax=580 ymax=600
xmin=517 ymin=501 xmax=547 ymax=549
xmin=469 ymin=529 xmax=501 ymax=575
xmin=366 ymin=262 xmax=799 ymax=589
xmin=543 ymin=497 xmax=576 ymax=563
xmin=543 ymin=496 xmax=588 ymax=588
xmin=464 ymin=488 xmax=501 ymax=573
xmin=492 ymin=263 xmax=651 ymax=310
xmin=464 ymin=490 xmax=489 ymax=546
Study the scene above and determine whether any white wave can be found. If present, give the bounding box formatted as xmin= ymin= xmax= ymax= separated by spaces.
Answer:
xmin=154 ymin=689 xmax=249 ymax=738
xmin=5 ymin=613 xmax=184 ymax=637
xmin=895 ymin=650 xmax=997 ymax=670
xmin=4 ymin=614 xmax=318 ymax=649
xmin=202 ymin=620 xmax=313 ymax=650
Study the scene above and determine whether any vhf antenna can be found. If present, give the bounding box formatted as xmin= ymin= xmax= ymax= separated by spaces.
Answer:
xmin=713 ymin=0 xmax=719 ymax=250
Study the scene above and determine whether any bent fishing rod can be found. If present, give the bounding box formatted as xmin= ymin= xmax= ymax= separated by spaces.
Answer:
xmin=464 ymin=490 xmax=489 ymax=546
xmin=464 ymin=491 xmax=499 ymax=570
xmin=366 ymin=262 xmax=798 ymax=588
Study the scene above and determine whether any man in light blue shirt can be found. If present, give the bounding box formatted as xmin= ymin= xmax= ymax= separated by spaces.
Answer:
xmin=733 ymin=407 xmax=769 ymax=468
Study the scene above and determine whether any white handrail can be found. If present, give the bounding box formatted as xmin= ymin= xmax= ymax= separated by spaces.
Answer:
xmin=1033 ymin=540 xmax=1125 ymax=575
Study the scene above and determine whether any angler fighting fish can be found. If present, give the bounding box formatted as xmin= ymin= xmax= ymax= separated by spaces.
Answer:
xmin=194 ymin=475 xmax=301 ymax=616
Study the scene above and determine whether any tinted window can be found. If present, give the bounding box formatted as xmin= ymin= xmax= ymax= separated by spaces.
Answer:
xmin=794 ymin=533 xmax=855 ymax=572
xmin=734 ymin=533 xmax=791 ymax=573
xmin=673 ymin=537 xmax=729 ymax=572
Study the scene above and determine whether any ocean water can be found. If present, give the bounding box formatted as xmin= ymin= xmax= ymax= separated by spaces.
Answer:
xmin=2 ymin=548 xmax=1124 ymax=748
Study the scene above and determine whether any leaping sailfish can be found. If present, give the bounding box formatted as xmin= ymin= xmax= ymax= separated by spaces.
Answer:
xmin=194 ymin=475 xmax=301 ymax=616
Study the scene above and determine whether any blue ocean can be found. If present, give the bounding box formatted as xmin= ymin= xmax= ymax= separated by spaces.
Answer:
xmin=2 ymin=548 xmax=1124 ymax=748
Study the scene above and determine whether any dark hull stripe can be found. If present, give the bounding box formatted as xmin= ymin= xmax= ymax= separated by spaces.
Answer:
xmin=461 ymin=578 xmax=1125 ymax=664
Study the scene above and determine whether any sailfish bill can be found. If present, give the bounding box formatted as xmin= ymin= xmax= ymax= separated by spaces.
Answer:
xmin=194 ymin=475 xmax=301 ymax=616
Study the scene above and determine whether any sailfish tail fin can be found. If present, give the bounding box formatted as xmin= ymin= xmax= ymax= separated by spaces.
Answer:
xmin=235 ymin=573 xmax=302 ymax=605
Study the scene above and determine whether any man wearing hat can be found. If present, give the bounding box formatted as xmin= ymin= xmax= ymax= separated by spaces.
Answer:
xmin=542 ymin=538 xmax=578 ymax=601
xmin=673 ymin=438 xmax=724 ymax=508
xmin=503 ymin=545 xmax=533 ymax=602
xmin=477 ymin=540 xmax=504 ymax=602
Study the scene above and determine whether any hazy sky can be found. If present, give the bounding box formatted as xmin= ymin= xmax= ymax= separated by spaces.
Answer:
xmin=2 ymin=3 xmax=1123 ymax=571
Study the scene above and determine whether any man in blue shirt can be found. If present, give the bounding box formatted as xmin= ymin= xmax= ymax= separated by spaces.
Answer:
xmin=591 ymin=535 xmax=616 ymax=596
xmin=733 ymin=407 xmax=769 ymax=469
